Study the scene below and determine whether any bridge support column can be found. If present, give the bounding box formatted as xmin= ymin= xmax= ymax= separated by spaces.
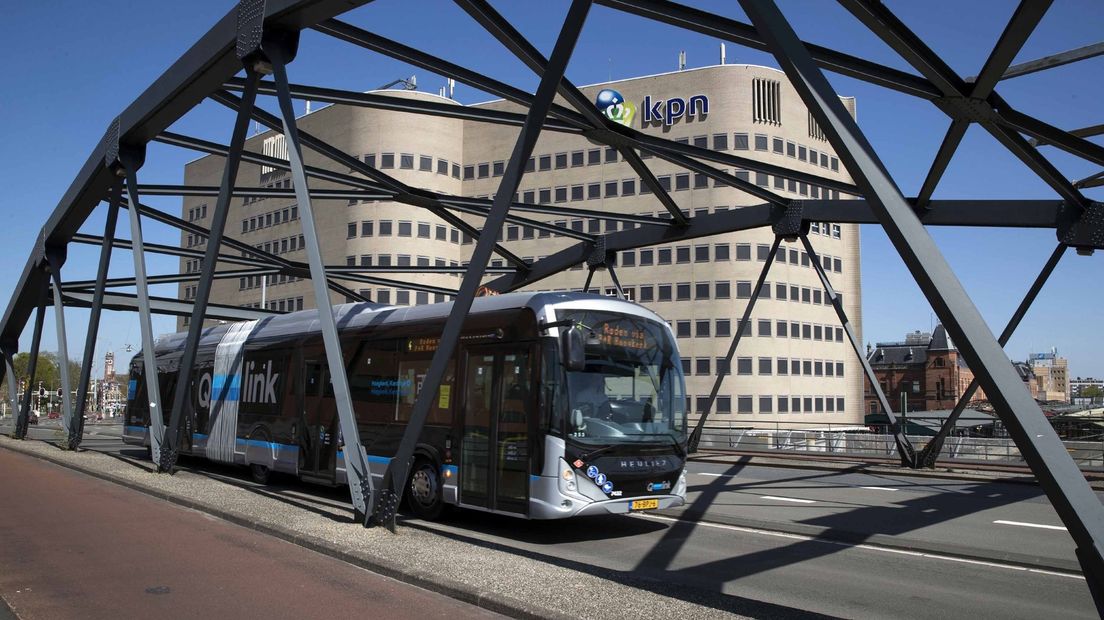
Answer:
xmin=3 ymin=344 xmax=17 ymax=422
xmin=70 ymin=184 xmax=123 ymax=450
xmin=375 ymin=0 xmax=593 ymax=531
xmin=688 ymin=236 xmax=781 ymax=453
xmin=44 ymin=250 xmax=76 ymax=446
xmin=13 ymin=278 xmax=48 ymax=440
xmin=741 ymin=0 xmax=1104 ymax=608
xmin=113 ymin=140 xmax=166 ymax=466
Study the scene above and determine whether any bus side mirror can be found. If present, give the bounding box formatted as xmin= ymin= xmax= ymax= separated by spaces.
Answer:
xmin=562 ymin=326 xmax=586 ymax=372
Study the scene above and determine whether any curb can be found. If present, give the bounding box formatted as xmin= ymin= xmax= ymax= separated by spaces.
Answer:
xmin=0 ymin=439 xmax=567 ymax=620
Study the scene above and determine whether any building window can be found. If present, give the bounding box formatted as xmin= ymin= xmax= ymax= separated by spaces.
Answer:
xmin=676 ymin=283 xmax=691 ymax=301
xmin=695 ymin=282 xmax=710 ymax=300
xmin=737 ymin=396 xmax=753 ymax=414
xmin=676 ymin=320 xmax=691 ymax=338
xmin=759 ymin=357 xmax=773 ymax=375
xmin=657 ymin=248 xmax=671 ymax=265
xmin=400 ymin=153 xmax=415 ymax=169
xmin=657 ymin=284 xmax=671 ymax=301
xmin=621 ymin=179 xmax=636 ymax=195
xmin=696 ymin=358 xmax=711 ymax=376
xmin=737 ymin=357 xmax=753 ymax=375
xmin=463 ymin=165 xmax=474 ymax=179
xmin=736 ymin=281 xmax=752 ymax=299
xmin=776 ymin=320 xmax=788 ymax=337
xmin=571 ymin=185 xmax=584 ymax=201
xmin=477 ymin=162 xmax=489 ymax=178
xmin=492 ymin=160 xmax=505 ymax=176
xmin=734 ymin=133 xmax=749 ymax=150
xmin=638 ymin=285 xmax=654 ymax=302
xmin=555 ymin=153 xmax=568 ymax=169
xmin=347 ymin=222 xmax=357 ymax=239
xmin=754 ymin=134 xmax=768 ymax=151
xmin=675 ymin=173 xmax=690 ymax=191
xmin=676 ymin=246 xmax=691 ymax=263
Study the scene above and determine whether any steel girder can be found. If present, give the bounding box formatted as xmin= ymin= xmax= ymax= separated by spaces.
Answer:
xmin=1 ymin=0 xmax=1101 ymax=607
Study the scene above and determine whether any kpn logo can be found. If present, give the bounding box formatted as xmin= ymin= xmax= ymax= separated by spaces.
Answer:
xmin=595 ymin=89 xmax=636 ymax=127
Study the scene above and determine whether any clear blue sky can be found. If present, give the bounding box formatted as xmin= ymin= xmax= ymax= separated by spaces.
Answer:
xmin=0 ymin=1 xmax=1101 ymax=381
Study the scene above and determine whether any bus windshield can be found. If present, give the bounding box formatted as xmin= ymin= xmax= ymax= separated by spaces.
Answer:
xmin=558 ymin=310 xmax=687 ymax=447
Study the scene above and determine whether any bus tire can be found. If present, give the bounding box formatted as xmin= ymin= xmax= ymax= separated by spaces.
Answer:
xmin=406 ymin=457 xmax=445 ymax=520
xmin=250 ymin=463 xmax=271 ymax=485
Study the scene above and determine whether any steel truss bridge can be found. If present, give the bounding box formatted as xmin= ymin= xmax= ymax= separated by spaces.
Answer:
xmin=1 ymin=0 xmax=1102 ymax=610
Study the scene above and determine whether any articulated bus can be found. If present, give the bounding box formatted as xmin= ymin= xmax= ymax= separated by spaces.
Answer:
xmin=124 ymin=292 xmax=688 ymax=519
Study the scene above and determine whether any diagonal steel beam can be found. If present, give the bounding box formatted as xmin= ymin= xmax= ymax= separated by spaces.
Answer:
xmin=227 ymin=77 xmax=585 ymax=133
xmin=121 ymin=159 xmax=167 ymax=467
xmin=741 ymin=0 xmax=1104 ymax=607
xmin=70 ymin=192 xmax=122 ymax=449
xmin=71 ymin=233 xmax=275 ymax=270
xmin=801 ymin=235 xmax=915 ymax=466
xmin=456 ymin=0 xmax=691 ymax=225
xmin=841 ymin=0 xmax=1052 ymax=208
xmin=917 ymin=244 xmax=1067 ymax=468
xmin=377 ymin=0 xmax=594 ymax=531
xmin=13 ymin=278 xmax=48 ymax=440
xmin=596 ymin=0 xmax=941 ymax=98
xmin=982 ymin=40 xmax=1104 ymax=81
xmin=44 ymin=253 xmax=76 ymax=445
xmin=688 ymin=236 xmax=781 ymax=453
xmin=212 ymin=89 xmax=532 ymax=271
xmin=61 ymin=290 xmax=279 ymax=321
xmin=163 ymin=68 xmax=261 ymax=473
xmin=265 ymin=33 xmax=376 ymax=524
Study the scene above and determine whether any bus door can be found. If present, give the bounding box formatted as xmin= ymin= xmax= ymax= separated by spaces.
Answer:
xmin=460 ymin=346 xmax=532 ymax=515
xmin=299 ymin=360 xmax=337 ymax=481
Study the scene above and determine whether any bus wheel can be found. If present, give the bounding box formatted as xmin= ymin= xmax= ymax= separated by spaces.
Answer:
xmin=406 ymin=457 xmax=444 ymax=520
xmin=250 ymin=463 xmax=270 ymax=485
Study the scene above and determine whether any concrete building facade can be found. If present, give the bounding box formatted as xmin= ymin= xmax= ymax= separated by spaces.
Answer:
xmin=1028 ymin=350 xmax=1070 ymax=403
xmin=178 ymin=64 xmax=862 ymax=425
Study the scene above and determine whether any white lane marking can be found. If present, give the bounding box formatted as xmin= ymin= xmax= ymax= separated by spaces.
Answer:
xmin=634 ymin=514 xmax=1084 ymax=580
xmin=858 ymin=486 xmax=899 ymax=492
xmin=761 ymin=495 xmax=815 ymax=504
xmin=994 ymin=520 xmax=1067 ymax=531
xmin=696 ymin=473 xmax=728 ymax=478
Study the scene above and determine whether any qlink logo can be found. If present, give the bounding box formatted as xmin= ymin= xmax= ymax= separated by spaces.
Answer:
xmin=595 ymin=89 xmax=636 ymax=127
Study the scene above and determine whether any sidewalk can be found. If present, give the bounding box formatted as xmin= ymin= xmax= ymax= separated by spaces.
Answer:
xmin=0 ymin=448 xmax=505 ymax=620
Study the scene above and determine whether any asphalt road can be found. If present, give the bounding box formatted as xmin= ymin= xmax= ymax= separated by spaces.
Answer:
xmin=3 ymin=421 xmax=1099 ymax=617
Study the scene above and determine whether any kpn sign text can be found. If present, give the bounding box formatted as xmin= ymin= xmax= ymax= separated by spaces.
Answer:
xmin=595 ymin=88 xmax=709 ymax=128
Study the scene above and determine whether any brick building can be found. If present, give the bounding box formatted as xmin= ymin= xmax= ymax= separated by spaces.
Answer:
xmin=864 ymin=325 xmax=985 ymax=414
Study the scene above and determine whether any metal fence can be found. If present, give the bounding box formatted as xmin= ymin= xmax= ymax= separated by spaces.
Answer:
xmin=697 ymin=417 xmax=1104 ymax=470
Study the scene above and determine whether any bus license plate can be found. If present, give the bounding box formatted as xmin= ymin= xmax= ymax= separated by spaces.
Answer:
xmin=631 ymin=499 xmax=659 ymax=511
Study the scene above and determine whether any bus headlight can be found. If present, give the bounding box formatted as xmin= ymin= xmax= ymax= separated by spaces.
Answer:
xmin=562 ymin=467 xmax=576 ymax=491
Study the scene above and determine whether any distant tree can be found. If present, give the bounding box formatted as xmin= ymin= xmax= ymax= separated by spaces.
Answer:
xmin=1082 ymin=386 xmax=1103 ymax=399
xmin=1 ymin=352 xmax=83 ymax=398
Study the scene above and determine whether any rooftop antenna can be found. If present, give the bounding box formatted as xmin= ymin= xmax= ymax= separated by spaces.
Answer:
xmin=720 ymin=42 xmax=726 ymax=65
xmin=447 ymin=78 xmax=455 ymax=99
xmin=678 ymin=50 xmax=686 ymax=71
xmin=376 ymin=75 xmax=418 ymax=91
xmin=304 ymin=100 xmax=312 ymax=114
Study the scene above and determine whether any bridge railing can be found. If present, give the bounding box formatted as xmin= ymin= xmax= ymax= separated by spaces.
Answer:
xmin=695 ymin=417 xmax=1104 ymax=471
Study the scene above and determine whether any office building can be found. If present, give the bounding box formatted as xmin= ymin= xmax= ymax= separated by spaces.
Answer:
xmin=179 ymin=64 xmax=862 ymax=424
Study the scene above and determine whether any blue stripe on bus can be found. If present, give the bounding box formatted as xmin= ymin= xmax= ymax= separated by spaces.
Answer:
xmin=336 ymin=451 xmax=390 ymax=464
xmin=211 ymin=374 xmax=241 ymax=402
xmin=124 ymin=425 xmax=146 ymax=435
